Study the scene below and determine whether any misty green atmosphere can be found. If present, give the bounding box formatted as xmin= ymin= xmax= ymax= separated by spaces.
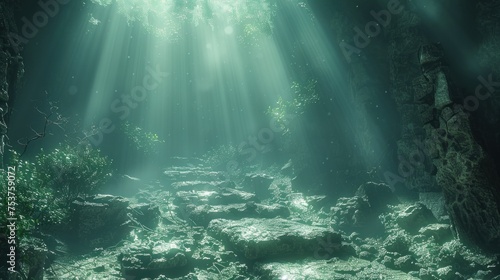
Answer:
xmin=1 ymin=0 xmax=500 ymax=279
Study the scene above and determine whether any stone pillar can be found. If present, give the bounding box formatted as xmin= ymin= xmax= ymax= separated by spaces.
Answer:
xmin=386 ymin=2 xmax=439 ymax=192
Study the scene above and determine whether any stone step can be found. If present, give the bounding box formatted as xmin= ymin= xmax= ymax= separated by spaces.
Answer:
xmin=184 ymin=202 xmax=290 ymax=227
xmin=174 ymin=187 xmax=257 ymax=205
xmin=163 ymin=169 xmax=225 ymax=182
xmin=171 ymin=180 xmax=235 ymax=191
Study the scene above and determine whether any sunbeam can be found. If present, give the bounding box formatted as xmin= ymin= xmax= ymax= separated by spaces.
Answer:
xmin=3 ymin=1 xmax=499 ymax=278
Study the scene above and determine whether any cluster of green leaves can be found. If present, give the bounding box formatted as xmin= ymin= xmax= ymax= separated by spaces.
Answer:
xmin=91 ymin=0 xmax=276 ymax=41
xmin=1 ymin=151 xmax=62 ymax=235
xmin=0 ymin=144 xmax=112 ymax=236
xmin=121 ymin=122 xmax=165 ymax=155
xmin=267 ymin=79 xmax=320 ymax=134
xmin=36 ymin=144 xmax=113 ymax=205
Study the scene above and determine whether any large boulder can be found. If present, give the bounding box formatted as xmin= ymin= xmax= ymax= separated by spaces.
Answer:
xmin=69 ymin=194 xmax=130 ymax=250
xmin=119 ymin=241 xmax=190 ymax=279
xmin=418 ymin=224 xmax=453 ymax=243
xmin=419 ymin=192 xmax=447 ymax=221
xmin=129 ymin=203 xmax=161 ymax=229
xmin=355 ymin=182 xmax=398 ymax=212
xmin=395 ymin=203 xmax=436 ymax=233
xmin=330 ymin=196 xmax=384 ymax=236
xmin=207 ymin=218 xmax=342 ymax=261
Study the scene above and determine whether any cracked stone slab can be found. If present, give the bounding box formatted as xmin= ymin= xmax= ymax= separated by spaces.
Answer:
xmin=207 ymin=218 xmax=341 ymax=261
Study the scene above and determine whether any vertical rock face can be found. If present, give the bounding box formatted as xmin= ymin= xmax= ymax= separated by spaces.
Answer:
xmin=328 ymin=0 xmax=500 ymax=252
xmin=432 ymin=105 xmax=500 ymax=252
xmin=386 ymin=3 xmax=439 ymax=193
xmin=385 ymin=0 xmax=500 ymax=252
xmin=0 ymin=0 xmax=24 ymax=163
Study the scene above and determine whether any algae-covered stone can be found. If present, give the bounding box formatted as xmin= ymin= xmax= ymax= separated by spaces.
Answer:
xmin=208 ymin=218 xmax=341 ymax=261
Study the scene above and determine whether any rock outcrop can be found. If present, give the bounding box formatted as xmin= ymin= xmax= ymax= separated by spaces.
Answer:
xmin=0 ymin=0 xmax=24 ymax=163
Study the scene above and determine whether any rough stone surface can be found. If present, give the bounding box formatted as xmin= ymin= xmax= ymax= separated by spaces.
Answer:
xmin=430 ymin=105 xmax=500 ymax=252
xmin=418 ymin=224 xmax=453 ymax=243
xmin=188 ymin=202 xmax=290 ymax=227
xmin=171 ymin=180 xmax=235 ymax=191
xmin=242 ymin=173 xmax=274 ymax=199
xmin=207 ymin=218 xmax=341 ymax=261
xmin=163 ymin=167 xmax=223 ymax=182
xmin=174 ymin=187 xmax=257 ymax=205
xmin=129 ymin=203 xmax=160 ymax=229
xmin=0 ymin=1 xmax=24 ymax=163
xmin=256 ymin=258 xmax=419 ymax=280
xmin=395 ymin=203 xmax=436 ymax=233
xmin=419 ymin=192 xmax=447 ymax=220
xmin=355 ymin=182 xmax=398 ymax=212
xmin=119 ymin=241 xmax=189 ymax=279
xmin=69 ymin=194 xmax=131 ymax=250
xmin=385 ymin=0 xmax=500 ymax=253
xmin=330 ymin=196 xmax=384 ymax=236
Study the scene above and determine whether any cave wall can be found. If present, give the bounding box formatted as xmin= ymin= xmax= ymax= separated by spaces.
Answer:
xmin=327 ymin=0 xmax=500 ymax=253
xmin=385 ymin=0 xmax=500 ymax=252
xmin=0 ymin=0 xmax=23 ymax=165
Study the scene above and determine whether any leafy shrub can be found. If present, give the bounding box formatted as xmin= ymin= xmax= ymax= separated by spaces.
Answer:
xmin=267 ymin=79 xmax=319 ymax=135
xmin=121 ymin=121 xmax=165 ymax=155
xmin=36 ymin=143 xmax=113 ymax=205
xmin=0 ymin=144 xmax=112 ymax=235
xmin=1 ymin=151 xmax=63 ymax=235
xmin=91 ymin=0 xmax=276 ymax=40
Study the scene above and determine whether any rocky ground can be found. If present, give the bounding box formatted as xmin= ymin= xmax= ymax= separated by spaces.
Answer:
xmin=23 ymin=159 xmax=500 ymax=279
